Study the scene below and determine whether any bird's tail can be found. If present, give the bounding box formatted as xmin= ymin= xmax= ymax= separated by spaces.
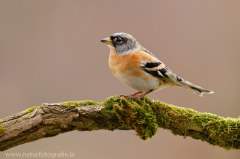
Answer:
xmin=179 ymin=80 xmax=214 ymax=97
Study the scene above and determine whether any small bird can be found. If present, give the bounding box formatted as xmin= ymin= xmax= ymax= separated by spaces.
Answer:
xmin=101 ymin=32 xmax=214 ymax=99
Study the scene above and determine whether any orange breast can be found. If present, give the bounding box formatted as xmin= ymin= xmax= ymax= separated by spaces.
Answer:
xmin=109 ymin=48 xmax=138 ymax=74
xmin=109 ymin=47 xmax=158 ymax=75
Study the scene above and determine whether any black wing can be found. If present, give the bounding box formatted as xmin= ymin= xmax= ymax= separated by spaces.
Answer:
xmin=140 ymin=47 xmax=184 ymax=87
xmin=142 ymin=62 xmax=184 ymax=87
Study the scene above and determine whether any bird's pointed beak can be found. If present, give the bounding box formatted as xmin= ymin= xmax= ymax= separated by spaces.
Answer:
xmin=101 ymin=37 xmax=113 ymax=46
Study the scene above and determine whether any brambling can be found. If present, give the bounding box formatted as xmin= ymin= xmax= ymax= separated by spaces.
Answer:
xmin=101 ymin=32 xmax=214 ymax=99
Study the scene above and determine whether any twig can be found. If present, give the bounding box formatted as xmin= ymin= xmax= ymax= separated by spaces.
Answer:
xmin=0 ymin=96 xmax=239 ymax=151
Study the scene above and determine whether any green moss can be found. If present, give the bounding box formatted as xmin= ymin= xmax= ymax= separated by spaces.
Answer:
xmin=84 ymin=100 xmax=101 ymax=106
xmin=114 ymin=97 xmax=158 ymax=140
xmin=22 ymin=106 xmax=41 ymax=114
xmin=62 ymin=100 xmax=101 ymax=108
xmin=62 ymin=101 xmax=81 ymax=108
xmin=103 ymin=96 xmax=122 ymax=110
xmin=46 ymin=128 xmax=61 ymax=137
xmin=0 ymin=123 xmax=5 ymax=134
xmin=150 ymin=99 xmax=240 ymax=150
xmin=77 ymin=120 xmax=99 ymax=131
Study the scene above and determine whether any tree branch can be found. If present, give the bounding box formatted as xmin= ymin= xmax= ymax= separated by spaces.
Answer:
xmin=0 ymin=96 xmax=239 ymax=151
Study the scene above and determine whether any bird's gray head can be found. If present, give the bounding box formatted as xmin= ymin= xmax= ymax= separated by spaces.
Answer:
xmin=101 ymin=32 xmax=141 ymax=55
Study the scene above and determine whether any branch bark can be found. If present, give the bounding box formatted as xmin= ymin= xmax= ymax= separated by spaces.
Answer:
xmin=0 ymin=96 xmax=239 ymax=151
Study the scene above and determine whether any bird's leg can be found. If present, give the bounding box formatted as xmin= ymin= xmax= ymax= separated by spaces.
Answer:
xmin=120 ymin=91 xmax=142 ymax=98
xmin=133 ymin=89 xmax=153 ymax=99
xmin=128 ymin=91 xmax=143 ymax=98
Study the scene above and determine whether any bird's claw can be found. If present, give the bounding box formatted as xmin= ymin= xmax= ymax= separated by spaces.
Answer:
xmin=120 ymin=94 xmax=144 ymax=99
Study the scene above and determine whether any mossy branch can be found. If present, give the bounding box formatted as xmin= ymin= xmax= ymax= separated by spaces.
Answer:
xmin=0 ymin=96 xmax=239 ymax=151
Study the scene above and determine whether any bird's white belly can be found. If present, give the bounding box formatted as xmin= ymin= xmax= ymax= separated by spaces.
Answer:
xmin=113 ymin=72 xmax=160 ymax=92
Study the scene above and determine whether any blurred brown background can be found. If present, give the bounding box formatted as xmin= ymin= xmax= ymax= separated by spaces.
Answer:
xmin=0 ymin=0 xmax=240 ymax=158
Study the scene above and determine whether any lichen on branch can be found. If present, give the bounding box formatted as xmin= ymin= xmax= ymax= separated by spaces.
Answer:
xmin=0 ymin=96 xmax=239 ymax=151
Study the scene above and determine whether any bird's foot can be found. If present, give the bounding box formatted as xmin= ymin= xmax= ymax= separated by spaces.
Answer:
xmin=131 ymin=93 xmax=146 ymax=100
xmin=120 ymin=91 xmax=143 ymax=99
xmin=120 ymin=90 xmax=154 ymax=99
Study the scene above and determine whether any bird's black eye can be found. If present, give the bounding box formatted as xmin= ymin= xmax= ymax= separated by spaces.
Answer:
xmin=116 ymin=38 xmax=122 ymax=42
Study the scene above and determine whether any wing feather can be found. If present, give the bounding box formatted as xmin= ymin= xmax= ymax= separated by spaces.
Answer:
xmin=139 ymin=47 xmax=184 ymax=87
